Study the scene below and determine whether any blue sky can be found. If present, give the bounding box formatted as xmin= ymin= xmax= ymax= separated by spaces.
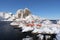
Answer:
xmin=0 ymin=0 xmax=60 ymax=19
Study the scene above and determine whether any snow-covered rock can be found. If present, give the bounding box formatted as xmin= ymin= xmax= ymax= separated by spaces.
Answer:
xmin=0 ymin=12 xmax=13 ymax=21
xmin=42 ymin=19 xmax=52 ymax=25
xmin=10 ymin=22 xmax=19 ymax=26
xmin=7 ymin=15 xmax=15 ymax=21
xmin=22 ymin=26 xmax=33 ymax=32
xmin=57 ymin=20 xmax=60 ymax=24
xmin=9 ymin=8 xmax=60 ymax=34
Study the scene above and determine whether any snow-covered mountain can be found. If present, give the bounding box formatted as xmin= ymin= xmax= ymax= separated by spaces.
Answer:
xmin=0 ymin=8 xmax=60 ymax=40
xmin=0 ymin=12 xmax=14 ymax=21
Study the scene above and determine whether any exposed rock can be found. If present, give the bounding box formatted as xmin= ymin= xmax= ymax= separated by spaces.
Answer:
xmin=15 ymin=8 xmax=31 ymax=19
xmin=23 ymin=8 xmax=31 ymax=18
xmin=15 ymin=9 xmax=23 ymax=18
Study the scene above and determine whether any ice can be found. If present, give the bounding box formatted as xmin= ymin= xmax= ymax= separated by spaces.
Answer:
xmin=10 ymin=22 xmax=19 ymax=25
xmin=32 ymin=28 xmax=39 ymax=33
xmin=22 ymin=37 xmax=33 ymax=40
xmin=22 ymin=26 xmax=33 ymax=32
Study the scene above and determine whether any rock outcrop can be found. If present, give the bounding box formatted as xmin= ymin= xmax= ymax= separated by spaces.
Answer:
xmin=15 ymin=8 xmax=31 ymax=19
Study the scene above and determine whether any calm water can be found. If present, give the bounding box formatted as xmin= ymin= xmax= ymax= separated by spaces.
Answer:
xmin=0 ymin=21 xmax=23 ymax=40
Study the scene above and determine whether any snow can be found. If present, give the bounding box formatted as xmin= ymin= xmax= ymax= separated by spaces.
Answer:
xmin=0 ymin=12 xmax=14 ymax=21
xmin=22 ymin=27 xmax=33 ymax=32
xmin=10 ymin=22 xmax=19 ymax=25
xmin=57 ymin=20 xmax=60 ymax=24
xmin=0 ymin=8 xmax=60 ymax=40
xmin=10 ymin=13 xmax=60 ymax=34
xmin=7 ymin=15 xmax=15 ymax=21
xmin=42 ymin=19 xmax=52 ymax=25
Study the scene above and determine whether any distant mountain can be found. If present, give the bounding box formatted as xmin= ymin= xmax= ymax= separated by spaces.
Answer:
xmin=0 ymin=12 xmax=12 ymax=21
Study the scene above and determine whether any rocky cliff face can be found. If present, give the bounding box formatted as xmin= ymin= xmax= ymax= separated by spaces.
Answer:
xmin=15 ymin=8 xmax=31 ymax=19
